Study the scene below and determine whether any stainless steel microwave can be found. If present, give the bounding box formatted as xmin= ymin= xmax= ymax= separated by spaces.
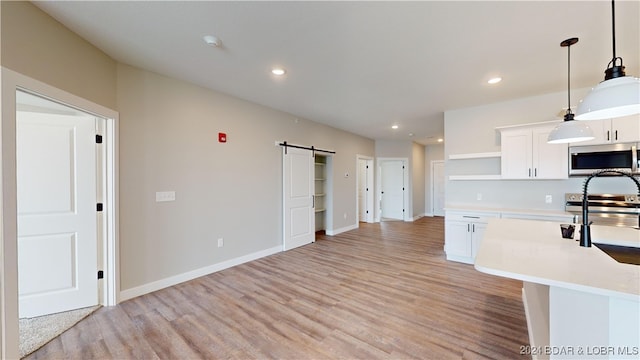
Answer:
xmin=569 ymin=143 xmax=639 ymax=176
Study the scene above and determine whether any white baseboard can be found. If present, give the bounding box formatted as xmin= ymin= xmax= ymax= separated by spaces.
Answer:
xmin=326 ymin=223 xmax=358 ymax=236
xmin=410 ymin=213 xmax=427 ymax=221
xmin=119 ymin=245 xmax=282 ymax=301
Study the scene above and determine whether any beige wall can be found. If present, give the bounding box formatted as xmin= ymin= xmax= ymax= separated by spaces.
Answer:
xmin=412 ymin=142 xmax=425 ymax=217
xmin=1 ymin=1 xmax=117 ymax=109
xmin=117 ymin=64 xmax=374 ymax=290
xmin=1 ymin=1 xmax=375 ymax=295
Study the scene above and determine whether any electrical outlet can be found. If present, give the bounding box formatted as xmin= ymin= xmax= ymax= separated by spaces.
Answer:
xmin=476 ymin=193 xmax=482 ymax=201
xmin=217 ymin=238 xmax=224 ymax=247
xmin=545 ymin=195 xmax=553 ymax=204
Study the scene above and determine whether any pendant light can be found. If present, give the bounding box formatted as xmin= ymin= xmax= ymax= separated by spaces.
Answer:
xmin=548 ymin=38 xmax=595 ymax=144
xmin=575 ymin=0 xmax=640 ymax=120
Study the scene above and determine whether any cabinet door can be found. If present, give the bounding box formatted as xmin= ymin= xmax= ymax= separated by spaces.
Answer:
xmin=611 ymin=115 xmax=640 ymax=143
xmin=570 ymin=119 xmax=609 ymax=146
xmin=532 ymin=126 xmax=568 ymax=179
xmin=471 ymin=222 xmax=488 ymax=260
xmin=501 ymin=128 xmax=533 ymax=179
xmin=572 ymin=116 xmax=640 ymax=146
xmin=445 ymin=221 xmax=471 ymax=258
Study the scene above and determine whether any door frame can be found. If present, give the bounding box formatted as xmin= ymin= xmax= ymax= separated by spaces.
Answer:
xmin=376 ymin=157 xmax=409 ymax=222
xmin=430 ymin=160 xmax=445 ymax=216
xmin=1 ymin=68 xmax=120 ymax=359
xmin=356 ymin=155 xmax=374 ymax=224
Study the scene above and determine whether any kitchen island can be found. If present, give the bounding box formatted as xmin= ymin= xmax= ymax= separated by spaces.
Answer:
xmin=475 ymin=218 xmax=639 ymax=360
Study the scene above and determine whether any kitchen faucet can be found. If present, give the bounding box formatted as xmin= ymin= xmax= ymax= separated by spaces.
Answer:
xmin=580 ymin=169 xmax=640 ymax=247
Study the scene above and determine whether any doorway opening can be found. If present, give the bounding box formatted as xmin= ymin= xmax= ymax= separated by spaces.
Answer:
xmin=281 ymin=142 xmax=333 ymax=250
xmin=0 ymin=69 xmax=119 ymax=359
xmin=431 ymin=160 xmax=445 ymax=216
xmin=377 ymin=158 xmax=409 ymax=222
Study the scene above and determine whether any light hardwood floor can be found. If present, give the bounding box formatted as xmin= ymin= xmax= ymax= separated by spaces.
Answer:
xmin=26 ymin=217 xmax=529 ymax=359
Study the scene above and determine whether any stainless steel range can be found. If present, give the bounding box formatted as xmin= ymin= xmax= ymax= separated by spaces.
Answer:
xmin=565 ymin=193 xmax=640 ymax=228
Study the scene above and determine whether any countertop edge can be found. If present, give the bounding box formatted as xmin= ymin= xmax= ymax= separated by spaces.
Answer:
xmin=474 ymin=262 xmax=640 ymax=302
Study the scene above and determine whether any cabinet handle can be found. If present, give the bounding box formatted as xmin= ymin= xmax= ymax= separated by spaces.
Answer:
xmin=607 ymin=130 xmax=610 ymax=141
xmin=528 ymin=168 xmax=531 ymax=177
xmin=312 ymin=195 xmax=315 ymax=208
xmin=467 ymin=224 xmax=470 ymax=232
xmin=463 ymin=216 xmax=480 ymax=219
xmin=472 ymin=224 xmax=476 ymax=232
xmin=615 ymin=130 xmax=618 ymax=141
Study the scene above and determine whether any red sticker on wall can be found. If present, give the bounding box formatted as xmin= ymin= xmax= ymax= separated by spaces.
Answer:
xmin=218 ymin=132 xmax=227 ymax=143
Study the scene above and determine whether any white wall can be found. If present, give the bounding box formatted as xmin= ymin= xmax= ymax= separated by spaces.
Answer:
xmin=117 ymin=64 xmax=375 ymax=291
xmin=444 ymin=89 xmax=639 ymax=211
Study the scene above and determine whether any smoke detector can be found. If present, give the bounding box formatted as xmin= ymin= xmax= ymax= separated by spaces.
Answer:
xmin=203 ymin=35 xmax=221 ymax=47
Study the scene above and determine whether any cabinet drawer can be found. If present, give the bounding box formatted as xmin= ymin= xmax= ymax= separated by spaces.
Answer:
xmin=445 ymin=212 xmax=500 ymax=223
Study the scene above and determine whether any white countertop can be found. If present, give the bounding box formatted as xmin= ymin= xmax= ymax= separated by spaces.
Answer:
xmin=444 ymin=205 xmax=574 ymax=219
xmin=475 ymin=218 xmax=640 ymax=300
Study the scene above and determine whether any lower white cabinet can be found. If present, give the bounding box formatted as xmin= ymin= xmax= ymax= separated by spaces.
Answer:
xmin=445 ymin=211 xmax=499 ymax=264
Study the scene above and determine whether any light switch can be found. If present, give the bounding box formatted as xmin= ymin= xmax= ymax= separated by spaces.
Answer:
xmin=156 ymin=191 xmax=176 ymax=202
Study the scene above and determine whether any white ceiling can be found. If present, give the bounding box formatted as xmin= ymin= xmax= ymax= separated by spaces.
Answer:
xmin=33 ymin=1 xmax=640 ymax=145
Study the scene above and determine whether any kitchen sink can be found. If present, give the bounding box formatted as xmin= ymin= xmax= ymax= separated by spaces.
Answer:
xmin=594 ymin=243 xmax=640 ymax=266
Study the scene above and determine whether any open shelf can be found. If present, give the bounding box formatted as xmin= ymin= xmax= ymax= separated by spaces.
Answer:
xmin=448 ymin=151 xmax=501 ymax=160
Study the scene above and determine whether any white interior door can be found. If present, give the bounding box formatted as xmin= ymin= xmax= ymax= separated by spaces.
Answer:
xmin=17 ymin=111 xmax=98 ymax=318
xmin=380 ymin=160 xmax=405 ymax=220
xmin=358 ymin=159 xmax=367 ymax=222
xmin=432 ymin=161 xmax=445 ymax=216
xmin=283 ymin=147 xmax=315 ymax=251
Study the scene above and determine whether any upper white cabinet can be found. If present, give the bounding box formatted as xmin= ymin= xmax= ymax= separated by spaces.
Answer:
xmin=500 ymin=123 xmax=568 ymax=179
xmin=571 ymin=115 xmax=640 ymax=146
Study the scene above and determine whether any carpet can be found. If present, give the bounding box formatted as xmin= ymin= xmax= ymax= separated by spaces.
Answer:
xmin=19 ymin=305 xmax=100 ymax=358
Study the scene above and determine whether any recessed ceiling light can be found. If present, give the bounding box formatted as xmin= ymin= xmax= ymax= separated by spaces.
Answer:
xmin=408 ymin=133 xmax=414 ymax=137
xmin=487 ymin=77 xmax=502 ymax=84
xmin=272 ymin=68 xmax=286 ymax=76
xmin=391 ymin=125 xmax=399 ymax=129
xmin=437 ymin=138 xmax=444 ymax=142
xmin=203 ymin=35 xmax=221 ymax=47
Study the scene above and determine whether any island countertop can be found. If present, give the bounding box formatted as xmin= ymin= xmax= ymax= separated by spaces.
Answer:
xmin=475 ymin=218 xmax=640 ymax=301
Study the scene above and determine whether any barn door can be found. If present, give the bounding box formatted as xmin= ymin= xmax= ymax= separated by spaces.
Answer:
xmin=283 ymin=147 xmax=315 ymax=251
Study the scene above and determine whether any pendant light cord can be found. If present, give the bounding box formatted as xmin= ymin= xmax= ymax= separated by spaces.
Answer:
xmin=567 ymin=43 xmax=571 ymax=114
xmin=606 ymin=0 xmax=624 ymax=75
xmin=561 ymin=37 xmax=578 ymax=118
xmin=611 ymin=0 xmax=616 ymax=60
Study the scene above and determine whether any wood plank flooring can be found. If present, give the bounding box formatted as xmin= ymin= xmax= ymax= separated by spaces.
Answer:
xmin=25 ymin=217 xmax=529 ymax=359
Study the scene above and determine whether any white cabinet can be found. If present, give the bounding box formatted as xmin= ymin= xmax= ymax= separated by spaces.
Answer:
xmin=500 ymin=124 xmax=568 ymax=179
xmin=571 ymin=115 xmax=640 ymax=146
xmin=445 ymin=211 xmax=499 ymax=264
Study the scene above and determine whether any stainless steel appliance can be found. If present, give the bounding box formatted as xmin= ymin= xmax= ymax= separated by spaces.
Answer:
xmin=565 ymin=193 xmax=640 ymax=227
xmin=569 ymin=143 xmax=639 ymax=176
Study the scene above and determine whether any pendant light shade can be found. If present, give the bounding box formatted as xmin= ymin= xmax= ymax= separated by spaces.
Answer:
xmin=548 ymin=37 xmax=595 ymax=144
xmin=547 ymin=120 xmax=595 ymax=144
xmin=575 ymin=76 xmax=640 ymax=120
xmin=575 ymin=0 xmax=640 ymax=120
